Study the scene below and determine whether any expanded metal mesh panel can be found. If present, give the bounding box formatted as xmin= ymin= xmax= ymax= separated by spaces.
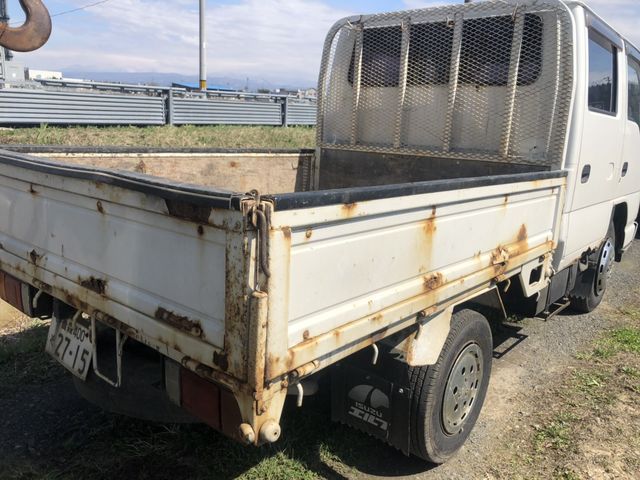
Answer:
xmin=317 ymin=0 xmax=574 ymax=168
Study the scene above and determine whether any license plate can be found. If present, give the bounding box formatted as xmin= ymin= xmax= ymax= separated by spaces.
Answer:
xmin=46 ymin=314 xmax=93 ymax=380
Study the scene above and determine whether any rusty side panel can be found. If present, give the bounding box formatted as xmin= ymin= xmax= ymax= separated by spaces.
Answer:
xmin=276 ymin=229 xmax=554 ymax=379
xmin=222 ymin=229 xmax=251 ymax=381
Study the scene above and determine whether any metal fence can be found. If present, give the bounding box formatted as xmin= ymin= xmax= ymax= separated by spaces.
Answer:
xmin=0 ymin=79 xmax=317 ymax=127
xmin=0 ymin=88 xmax=166 ymax=125
xmin=170 ymin=97 xmax=283 ymax=126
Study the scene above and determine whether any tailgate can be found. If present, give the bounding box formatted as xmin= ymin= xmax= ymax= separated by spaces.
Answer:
xmin=0 ymin=150 xmax=250 ymax=380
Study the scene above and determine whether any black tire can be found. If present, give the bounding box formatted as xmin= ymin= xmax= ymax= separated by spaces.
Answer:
xmin=570 ymin=222 xmax=615 ymax=314
xmin=408 ymin=309 xmax=493 ymax=464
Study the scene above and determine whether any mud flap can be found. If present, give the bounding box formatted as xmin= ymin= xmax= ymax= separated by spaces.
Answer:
xmin=331 ymin=353 xmax=412 ymax=455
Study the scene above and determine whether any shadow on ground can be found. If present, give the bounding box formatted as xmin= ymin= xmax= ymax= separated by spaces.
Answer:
xmin=0 ymin=313 xmax=535 ymax=480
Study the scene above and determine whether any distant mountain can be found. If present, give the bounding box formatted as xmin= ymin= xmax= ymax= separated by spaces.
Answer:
xmin=62 ymin=71 xmax=315 ymax=91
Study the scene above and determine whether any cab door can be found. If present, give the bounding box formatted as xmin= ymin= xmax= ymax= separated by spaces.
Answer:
xmin=619 ymin=52 xmax=640 ymax=242
xmin=566 ymin=26 xmax=625 ymax=257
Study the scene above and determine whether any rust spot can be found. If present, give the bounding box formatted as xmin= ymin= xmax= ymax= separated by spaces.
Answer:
xmin=305 ymin=228 xmax=313 ymax=239
xmin=229 ymin=161 xmax=238 ymax=168
xmin=96 ymin=201 xmax=105 ymax=214
xmin=282 ymin=227 xmax=292 ymax=242
xmin=303 ymin=330 xmax=310 ymax=340
xmin=155 ymin=307 xmax=203 ymax=338
xmin=423 ymin=207 xmax=438 ymax=237
xmin=213 ymin=351 xmax=229 ymax=371
xmin=267 ymin=353 xmax=281 ymax=371
xmin=504 ymin=194 xmax=509 ymax=204
xmin=29 ymin=249 xmax=41 ymax=264
xmin=165 ymin=200 xmax=212 ymax=224
xmin=517 ymin=224 xmax=528 ymax=243
xmin=29 ymin=184 xmax=38 ymax=195
xmin=491 ymin=246 xmax=510 ymax=265
xmin=197 ymin=225 xmax=205 ymax=236
xmin=423 ymin=272 xmax=444 ymax=291
xmin=34 ymin=280 xmax=52 ymax=293
xmin=341 ymin=202 xmax=358 ymax=217
xmin=80 ymin=276 xmax=107 ymax=295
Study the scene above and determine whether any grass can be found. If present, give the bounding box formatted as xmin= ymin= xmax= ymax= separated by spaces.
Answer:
xmin=0 ymin=125 xmax=316 ymax=150
xmin=0 ymin=393 xmax=393 ymax=480
xmin=0 ymin=315 xmax=62 ymax=398
xmin=587 ymin=327 xmax=640 ymax=360
xmin=533 ymin=411 xmax=575 ymax=452
xmin=509 ymin=310 xmax=640 ymax=480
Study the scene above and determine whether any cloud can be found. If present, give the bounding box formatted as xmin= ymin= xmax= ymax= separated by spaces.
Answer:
xmin=14 ymin=0 xmax=353 ymax=84
xmin=582 ymin=0 xmax=640 ymax=47
xmin=11 ymin=0 xmax=640 ymax=84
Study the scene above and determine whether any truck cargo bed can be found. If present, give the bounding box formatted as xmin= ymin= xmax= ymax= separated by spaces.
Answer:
xmin=0 ymin=147 xmax=566 ymax=442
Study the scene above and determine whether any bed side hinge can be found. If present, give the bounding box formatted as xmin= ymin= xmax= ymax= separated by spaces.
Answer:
xmin=246 ymin=190 xmax=272 ymax=286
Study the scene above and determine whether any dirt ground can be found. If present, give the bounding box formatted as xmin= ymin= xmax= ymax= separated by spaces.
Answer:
xmin=0 ymin=240 xmax=638 ymax=480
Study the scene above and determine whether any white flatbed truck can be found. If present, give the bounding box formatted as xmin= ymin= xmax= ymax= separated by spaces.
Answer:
xmin=0 ymin=0 xmax=638 ymax=463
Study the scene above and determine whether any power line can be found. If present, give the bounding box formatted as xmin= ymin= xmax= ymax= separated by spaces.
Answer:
xmin=50 ymin=0 xmax=114 ymax=18
xmin=7 ymin=0 xmax=114 ymax=24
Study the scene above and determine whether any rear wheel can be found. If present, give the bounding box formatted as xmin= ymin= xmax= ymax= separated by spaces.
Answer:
xmin=570 ymin=223 xmax=615 ymax=313
xmin=409 ymin=309 xmax=492 ymax=464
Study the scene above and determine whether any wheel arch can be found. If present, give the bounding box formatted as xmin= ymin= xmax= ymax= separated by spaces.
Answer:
xmin=385 ymin=288 xmax=503 ymax=368
xmin=612 ymin=202 xmax=628 ymax=261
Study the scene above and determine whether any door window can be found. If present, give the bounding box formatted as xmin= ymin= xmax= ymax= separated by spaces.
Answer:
xmin=588 ymin=31 xmax=618 ymax=114
xmin=629 ymin=57 xmax=640 ymax=126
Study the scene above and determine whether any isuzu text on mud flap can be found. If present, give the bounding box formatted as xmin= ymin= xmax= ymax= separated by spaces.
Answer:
xmin=1 ymin=0 xmax=639 ymax=464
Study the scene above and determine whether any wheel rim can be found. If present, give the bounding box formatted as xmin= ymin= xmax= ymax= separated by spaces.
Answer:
xmin=595 ymin=237 xmax=614 ymax=296
xmin=442 ymin=343 xmax=484 ymax=435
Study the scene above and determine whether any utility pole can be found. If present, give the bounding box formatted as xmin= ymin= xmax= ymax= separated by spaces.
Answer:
xmin=199 ymin=0 xmax=207 ymax=91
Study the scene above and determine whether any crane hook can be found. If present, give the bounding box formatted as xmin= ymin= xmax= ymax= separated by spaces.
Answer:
xmin=0 ymin=0 xmax=52 ymax=52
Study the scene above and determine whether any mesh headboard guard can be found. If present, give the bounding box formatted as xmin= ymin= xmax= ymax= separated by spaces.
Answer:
xmin=316 ymin=0 xmax=575 ymax=169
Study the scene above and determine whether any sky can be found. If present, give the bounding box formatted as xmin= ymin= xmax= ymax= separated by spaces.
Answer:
xmin=5 ymin=0 xmax=640 ymax=86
